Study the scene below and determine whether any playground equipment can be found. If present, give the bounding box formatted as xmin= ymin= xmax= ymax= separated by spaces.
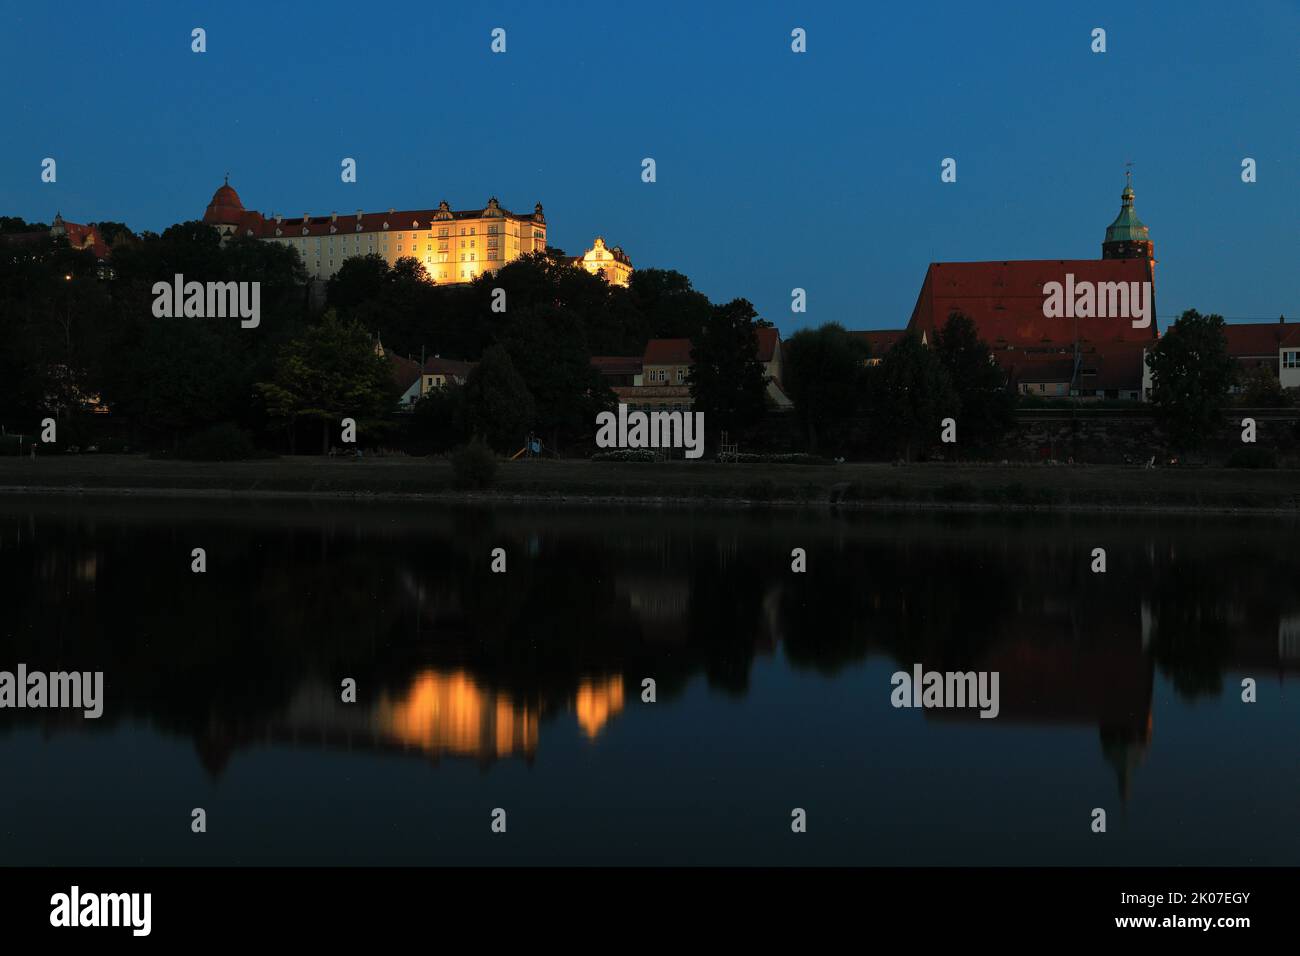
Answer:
xmin=510 ymin=433 xmax=551 ymax=461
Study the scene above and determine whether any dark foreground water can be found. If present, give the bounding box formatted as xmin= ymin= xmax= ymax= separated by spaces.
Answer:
xmin=0 ymin=498 xmax=1295 ymax=866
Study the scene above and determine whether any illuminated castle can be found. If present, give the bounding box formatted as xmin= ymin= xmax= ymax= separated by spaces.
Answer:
xmin=202 ymin=178 xmax=632 ymax=286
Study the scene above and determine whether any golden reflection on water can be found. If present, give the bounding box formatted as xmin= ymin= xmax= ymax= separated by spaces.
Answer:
xmin=373 ymin=670 xmax=627 ymax=759
xmin=375 ymin=670 xmax=539 ymax=758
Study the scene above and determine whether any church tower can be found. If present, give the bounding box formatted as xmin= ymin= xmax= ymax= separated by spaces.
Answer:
xmin=203 ymin=175 xmax=248 ymax=244
xmin=1101 ymin=170 xmax=1154 ymax=264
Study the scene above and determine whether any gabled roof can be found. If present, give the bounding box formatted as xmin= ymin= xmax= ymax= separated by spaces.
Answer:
xmin=643 ymin=338 xmax=693 ymax=365
xmin=591 ymin=356 xmax=643 ymax=375
xmin=756 ymin=326 xmax=780 ymax=363
xmin=388 ymin=353 xmax=422 ymax=393
xmin=1223 ymin=321 xmax=1290 ymax=357
xmin=906 ymin=259 xmax=1158 ymax=349
xmin=850 ymin=329 xmax=906 ymax=356
xmin=423 ymin=356 xmax=474 ymax=379
xmin=389 ymin=354 xmax=474 ymax=392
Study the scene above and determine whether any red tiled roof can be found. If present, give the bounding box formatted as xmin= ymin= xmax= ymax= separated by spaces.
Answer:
xmin=203 ymin=183 xmax=246 ymax=225
xmin=217 ymin=203 xmax=541 ymax=241
xmin=591 ymin=356 xmax=643 ymax=375
xmin=643 ymin=338 xmax=693 ymax=365
xmin=907 ymin=260 xmax=1158 ymax=349
xmin=59 ymin=221 xmax=110 ymax=260
xmin=756 ymin=326 xmax=780 ymax=363
xmin=1223 ymin=321 xmax=1290 ymax=357
xmin=1088 ymin=344 xmax=1148 ymax=391
xmin=388 ymin=353 xmax=422 ymax=393
xmin=424 ymin=357 xmax=473 ymax=379
xmin=998 ymin=341 xmax=1149 ymax=392
xmin=850 ymin=329 xmax=906 ymax=356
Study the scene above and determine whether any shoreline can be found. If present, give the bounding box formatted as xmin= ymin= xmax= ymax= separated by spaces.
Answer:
xmin=1 ymin=456 xmax=1297 ymax=517
xmin=2 ymin=484 xmax=1297 ymax=518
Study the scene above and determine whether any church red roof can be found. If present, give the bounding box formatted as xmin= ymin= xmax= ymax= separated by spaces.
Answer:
xmin=906 ymin=259 xmax=1158 ymax=349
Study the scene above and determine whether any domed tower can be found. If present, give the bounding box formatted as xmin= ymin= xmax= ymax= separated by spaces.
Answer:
xmin=1102 ymin=170 xmax=1154 ymax=263
xmin=203 ymin=175 xmax=246 ymax=243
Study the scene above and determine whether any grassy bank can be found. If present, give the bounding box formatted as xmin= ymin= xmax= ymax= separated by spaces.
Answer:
xmin=0 ymin=455 xmax=1298 ymax=513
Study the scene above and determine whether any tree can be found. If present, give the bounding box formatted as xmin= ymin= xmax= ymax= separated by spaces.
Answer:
xmin=689 ymin=299 xmax=770 ymax=447
xmin=93 ymin=221 xmax=136 ymax=247
xmin=504 ymin=304 xmax=614 ymax=451
xmin=934 ymin=311 xmax=1014 ymax=451
xmin=255 ymin=310 xmax=396 ymax=454
xmin=1236 ymin=364 xmax=1290 ymax=408
xmin=874 ymin=332 xmax=957 ymax=461
xmin=782 ymin=323 xmax=870 ymax=453
xmin=410 ymin=383 xmax=468 ymax=453
xmin=629 ymin=268 xmax=713 ymax=341
xmin=327 ymin=254 xmax=392 ymax=311
xmin=460 ymin=345 xmax=535 ymax=453
xmin=1146 ymin=309 xmax=1233 ymax=452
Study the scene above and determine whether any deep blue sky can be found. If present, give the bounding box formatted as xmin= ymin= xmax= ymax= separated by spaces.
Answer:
xmin=2 ymin=0 xmax=1295 ymax=334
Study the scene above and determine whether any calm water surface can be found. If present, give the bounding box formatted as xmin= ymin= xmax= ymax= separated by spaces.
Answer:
xmin=0 ymin=498 xmax=1296 ymax=865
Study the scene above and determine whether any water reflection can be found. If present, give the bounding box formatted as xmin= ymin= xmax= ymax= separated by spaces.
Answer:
xmin=0 ymin=500 xmax=1296 ymax=862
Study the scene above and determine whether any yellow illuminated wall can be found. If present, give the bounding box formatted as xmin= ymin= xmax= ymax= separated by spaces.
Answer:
xmin=579 ymin=236 xmax=632 ymax=287
xmin=266 ymin=198 xmax=547 ymax=284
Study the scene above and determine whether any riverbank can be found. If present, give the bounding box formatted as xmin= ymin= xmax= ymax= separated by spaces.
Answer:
xmin=1 ymin=455 xmax=1297 ymax=514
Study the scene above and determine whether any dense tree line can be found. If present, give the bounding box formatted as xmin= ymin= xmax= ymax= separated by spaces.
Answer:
xmin=2 ymin=216 xmax=1268 ymax=460
xmin=783 ymin=313 xmax=1014 ymax=460
xmin=0 ymin=219 xmax=765 ymax=456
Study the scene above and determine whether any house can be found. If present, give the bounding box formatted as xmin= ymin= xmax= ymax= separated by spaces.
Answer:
xmin=620 ymin=338 xmax=693 ymax=411
xmin=1223 ymin=318 xmax=1296 ymax=391
xmin=387 ymin=350 xmax=475 ymax=410
xmin=608 ymin=328 xmax=793 ymax=412
xmin=849 ymin=330 xmax=906 ymax=366
xmin=755 ymin=326 xmax=792 ymax=408
xmin=590 ymin=356 xmax=643 ymax=388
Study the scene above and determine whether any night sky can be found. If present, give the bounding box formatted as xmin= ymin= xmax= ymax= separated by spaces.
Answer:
xmin=1 ymin=0 xmax=1294 ymax=334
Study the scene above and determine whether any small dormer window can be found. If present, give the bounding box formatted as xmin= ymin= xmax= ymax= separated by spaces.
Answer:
xmin=383 ymin=222 xmax=389 ymax=230
xmin=412 ymin=220 xmax=418 ymax=229
xmin=301 ymin=228 xmax=308 ymax=235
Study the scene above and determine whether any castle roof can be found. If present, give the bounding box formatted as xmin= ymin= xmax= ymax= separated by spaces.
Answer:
xmin=203 ymin=182 xmax=246 ymax=224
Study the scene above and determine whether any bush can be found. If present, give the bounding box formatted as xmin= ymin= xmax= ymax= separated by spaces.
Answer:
xmin=175 ymin=423 xmax=260 ymax=461
xmin=450 ymin=437 xmax=498 ymax=488
xmin=1225 ymin=446 xmax=1277 ymax=469
xmin=591 ymin=449 xmax=657 ymax=462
